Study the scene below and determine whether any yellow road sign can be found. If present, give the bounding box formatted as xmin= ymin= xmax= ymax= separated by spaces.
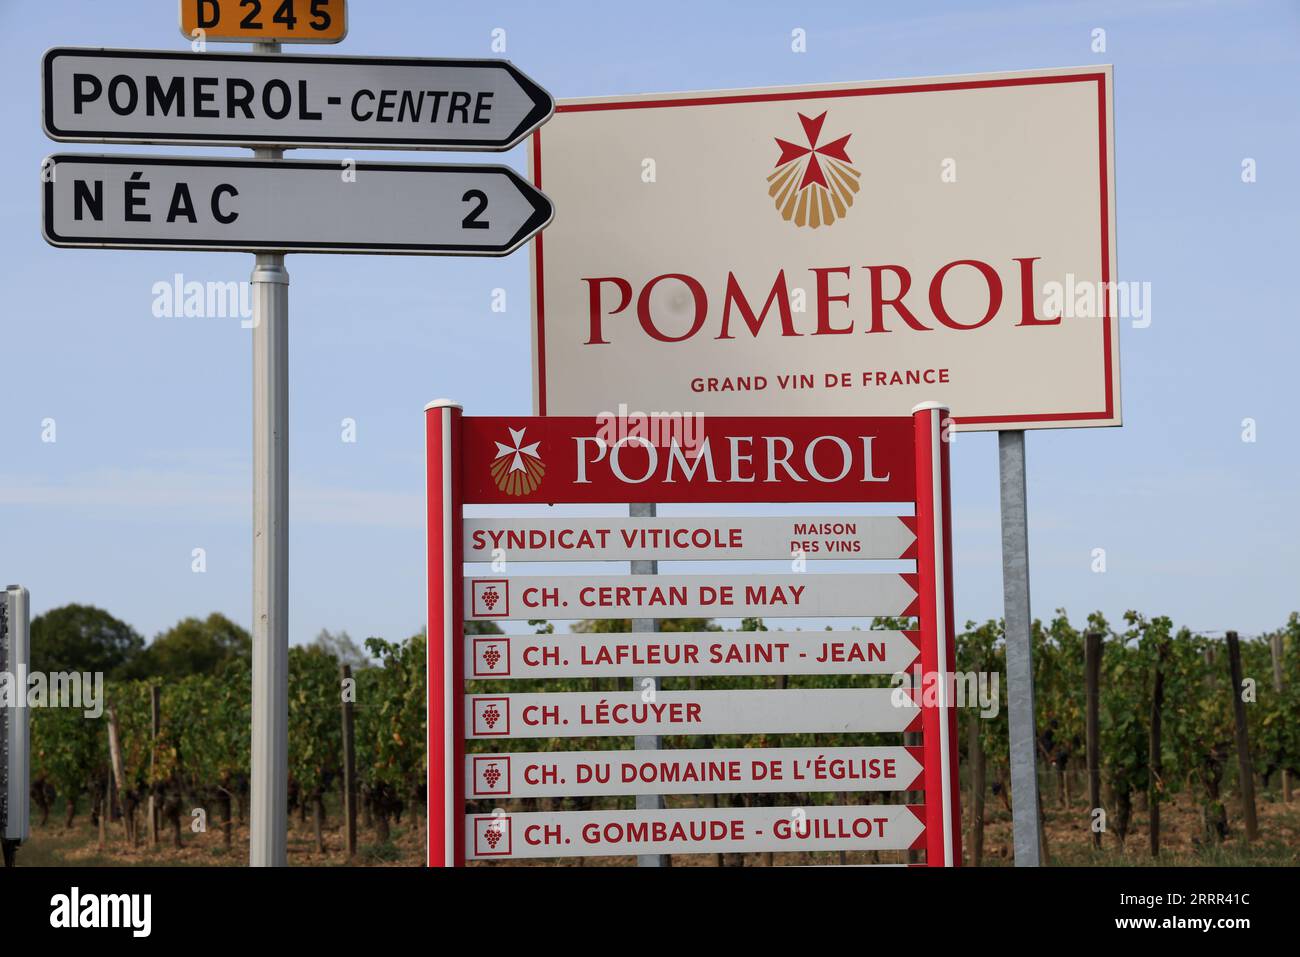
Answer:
xmin=180 ymin=0 xmax=347 ymax=44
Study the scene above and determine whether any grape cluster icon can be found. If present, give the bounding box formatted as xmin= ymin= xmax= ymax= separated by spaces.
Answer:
xmin=482 ymin=763 xmax=502 ymax=789
xmin=484 ymin=826 xmax=503 ymax=849
xmin=483 ymin=645 xmax=502 ymax=669
xmin=480 ymin=586 xmax=501 ymax=612
xmin=481 ymin=704 xmax=501 ymax=728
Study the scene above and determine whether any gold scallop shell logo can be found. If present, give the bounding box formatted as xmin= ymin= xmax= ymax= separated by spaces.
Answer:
xmin=491 ymin=426 xmax=545 ymax=496
xmin=768 ymin=111 xmax=860 ymax=228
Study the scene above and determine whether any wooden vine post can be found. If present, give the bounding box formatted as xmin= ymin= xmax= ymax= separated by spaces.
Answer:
xmin=1084 ymin=631 xmax=1103 ymax=851
xmin=1224 ymin=631 xmax=1259 ymax=841
xmin=340 ymin=663 xmax=358 ymax=861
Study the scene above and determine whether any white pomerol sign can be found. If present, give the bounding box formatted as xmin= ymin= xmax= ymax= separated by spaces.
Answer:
xmin=529 ymin=66 xmax=1119 ymax=431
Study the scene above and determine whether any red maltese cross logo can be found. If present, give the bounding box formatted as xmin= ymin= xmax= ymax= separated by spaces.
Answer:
xmin=768 ymin=111 xmax=861 ymax=228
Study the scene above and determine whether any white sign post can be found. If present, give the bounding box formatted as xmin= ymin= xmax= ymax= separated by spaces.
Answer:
xmin=248 ymin=58 xmax=289 ymax=865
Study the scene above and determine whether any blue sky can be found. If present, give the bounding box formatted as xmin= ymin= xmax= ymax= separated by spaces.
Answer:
xmin=1 ymin=0 xmax=1297 ymax=646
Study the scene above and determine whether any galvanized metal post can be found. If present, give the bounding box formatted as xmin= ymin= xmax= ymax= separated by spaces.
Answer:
xmin=249 ymin=39 xmax=289 ymax=868
xmin=630 ymin=500 xmax=666 ymax=867
xmin=998 ymin=430 xmax=1042 ymax=866
xmin=2 ymin=585 xmax=31 ymax=865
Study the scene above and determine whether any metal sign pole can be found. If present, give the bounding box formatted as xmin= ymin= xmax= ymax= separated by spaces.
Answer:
xmin=629 ymin=500 xmax=666 ymax=867
xmin=249 ymin=39 xmax=289 ymax=869
xmin=2 ymin=585 xmax=31 ymax=866
xmin=998 ymin=430 xmax=1042 ymax=866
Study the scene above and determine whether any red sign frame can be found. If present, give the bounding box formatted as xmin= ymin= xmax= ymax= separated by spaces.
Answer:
xmin=426 ymin=405 xmax=960 ymax=866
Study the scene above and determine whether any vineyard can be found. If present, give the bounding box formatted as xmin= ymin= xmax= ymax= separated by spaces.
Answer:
xmin=25 ymin=609 xmax=1300 ymax=866
xmin=28 ymin=630 xmax=426 ymax=863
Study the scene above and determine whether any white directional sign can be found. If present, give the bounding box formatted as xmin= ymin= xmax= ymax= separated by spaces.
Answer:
xmin=466 ymin=804 xmax=925 ymax=860
xmin=465 ymin=746 xmax=924 ymax=799
xmin=42 ymin=155 xmax=554 ymax=256
xmin=43 ymin=49 xmax=553 ymax=150
xmin=465 ymin=629 xmax=919 ymax=678
xmin=465 ymin=689 xmax=919 ymax=739
xmin=463 ymin=515 xmax=916 ymax=562
xmin=465 ymin=573 xmax=917 ymax=620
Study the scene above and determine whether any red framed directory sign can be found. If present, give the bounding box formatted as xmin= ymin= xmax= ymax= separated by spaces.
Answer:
xmin=426 ymin=405 xmax=961 ymax=866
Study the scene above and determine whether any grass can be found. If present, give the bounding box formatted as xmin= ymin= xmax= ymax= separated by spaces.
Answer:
xmin=976 ymin=785 xmax=1300 ymax=866
xmin=15 ymin=786 xmax=1299 ymax=867
xmin=17 ymin=793 xmax=426 ymax=867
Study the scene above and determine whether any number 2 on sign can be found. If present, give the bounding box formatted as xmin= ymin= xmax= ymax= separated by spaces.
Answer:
xmin=236 ymin=0 xmax=330 ymax=31
xmin=462 ymin=190 xmax=490 ymax=230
